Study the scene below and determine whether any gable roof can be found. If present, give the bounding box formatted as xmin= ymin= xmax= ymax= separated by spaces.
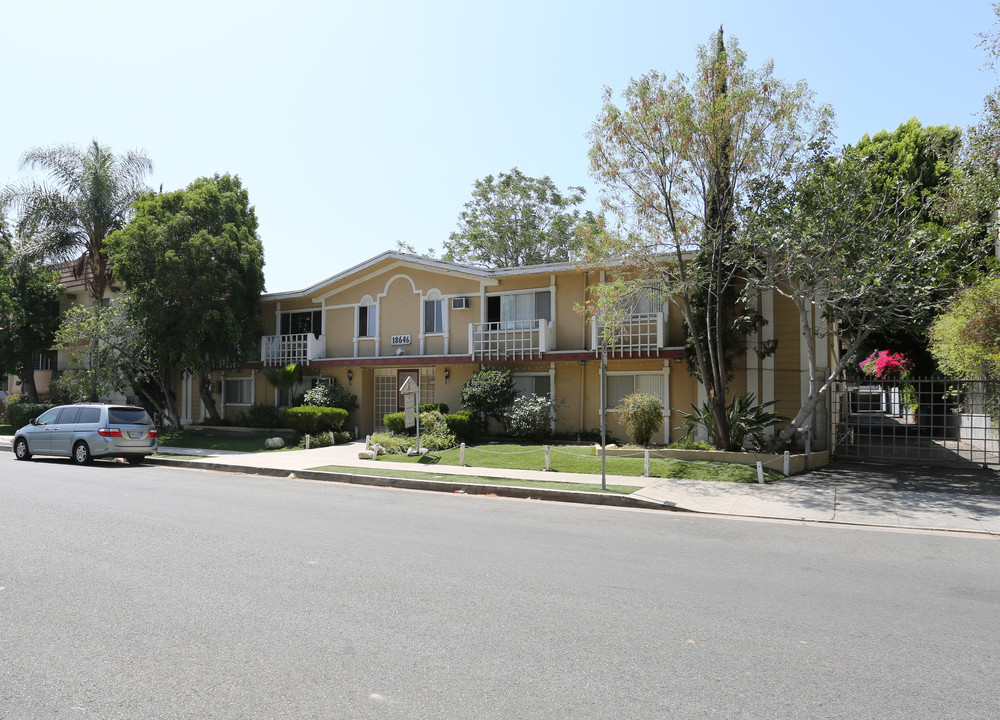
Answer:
xmin=261 ymin=251 xmax=596 ymax=302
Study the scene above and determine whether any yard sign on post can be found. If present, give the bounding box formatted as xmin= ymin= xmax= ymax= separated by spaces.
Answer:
xmin=399 ymin=375 xmax=420 ymax=454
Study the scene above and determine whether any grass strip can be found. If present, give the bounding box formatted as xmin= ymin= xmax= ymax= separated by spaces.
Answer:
xmin=307 ymin=464 xmax=642 ymax=495
xmin=375 ymin=443 xmax=781 ymax=483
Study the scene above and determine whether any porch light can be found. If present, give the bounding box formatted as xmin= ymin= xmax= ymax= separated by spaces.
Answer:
xmin=444 ymin=368 xmax=450 ymax=383
xmin=347 ymin=369 xmax=353 ymax=385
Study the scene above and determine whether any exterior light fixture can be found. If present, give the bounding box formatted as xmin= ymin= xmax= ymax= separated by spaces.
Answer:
xmin=444 ymin=368 xmax=450 ymax=383
xmin=347 ymin=369 xmax=353 ymax=384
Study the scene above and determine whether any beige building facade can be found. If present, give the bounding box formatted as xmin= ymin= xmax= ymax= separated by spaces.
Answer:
xmin=186 ymin=252 xmax=831 ymax=446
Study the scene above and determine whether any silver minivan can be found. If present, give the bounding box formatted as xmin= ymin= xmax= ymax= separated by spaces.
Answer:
xmin=12 ymin=403 xmax=158 ymax=465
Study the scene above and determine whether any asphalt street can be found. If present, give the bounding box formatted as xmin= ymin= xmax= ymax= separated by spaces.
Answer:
xmin=2 ymin=459 xmax=999 ymax=719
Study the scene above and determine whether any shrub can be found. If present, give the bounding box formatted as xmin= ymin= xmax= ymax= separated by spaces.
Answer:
xmin=279 ymin=406 xmax=348 ymax=435
xmin=47 ymin=372 xmax=88 ymax=405
xmin=297 ymin=432 xmax=334 ymax=449
xmin=419 ymin=403 xmax=449 ymax=414
xmin=677 ymin=392 xmax=786 ymax=451
xmin=460 ymin=368 xmax=516 ymax=431
xmin=334 ymin=430 xmax=354 ymax=445
xmin=506 ymin=394 xmax=555 ymax=440
xmin=444 ymin=410 xmax=480 ymax=441
xmin=667 ymin=438 xmax=715 ymax=450
xmin=302 ymin=381 xmax=360 ymax=413
xmin=246 ymin=402 xmax=282 ymax=428
xmin=8 ymin=402 xmax=54 ymax=429
xmin=383 ymin=412 xmax=407 ymax=434
xmin=618 ymin=393 xmax=664 ymax=446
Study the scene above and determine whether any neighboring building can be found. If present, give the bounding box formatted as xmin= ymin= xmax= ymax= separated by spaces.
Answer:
xmin=187 ymin=252 xmax=832 ymax=446
xmin=2 ymin=261 xmax=132 ymax=406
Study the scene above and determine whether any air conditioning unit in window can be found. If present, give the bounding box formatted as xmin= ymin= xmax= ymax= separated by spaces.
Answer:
xmin=451 ymin=297 xmax=470 ymax=310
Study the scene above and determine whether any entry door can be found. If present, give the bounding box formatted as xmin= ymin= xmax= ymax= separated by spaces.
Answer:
xmin=397 ymin=370 xmax=419 ymax=411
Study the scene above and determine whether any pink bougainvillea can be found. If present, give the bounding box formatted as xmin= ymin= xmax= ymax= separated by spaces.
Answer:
xmin=859 ymin=350 xmax=912 ymax=379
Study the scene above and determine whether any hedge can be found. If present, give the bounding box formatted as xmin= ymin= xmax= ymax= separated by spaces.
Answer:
xmin=7 ymin=403 xmax=54 ymax=429
xmin=279 ymin=406 xmax=348 ymax=435
xmin=444 ymin=410 xmax=480 ymax=441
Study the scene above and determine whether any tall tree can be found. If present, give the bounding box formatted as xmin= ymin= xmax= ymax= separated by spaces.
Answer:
xmin=0 ymin=219 xmax=63 ymax=402
xmin=586 ymin=27 xmax=831 ymax=449
xmin=739 ymin=134 xmax=983 ymax=445
xmin=0 ymin=140 xmax=152 ymax=307
xmin=444 ymin=168 xmax=589 ymax=267
xmin=106 ymin=174 xmax=265 ymax=423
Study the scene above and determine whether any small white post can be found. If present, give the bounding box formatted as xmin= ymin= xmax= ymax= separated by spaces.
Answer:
xmin=305 ymin=434 xmax=311 ymax=449
xmin=544 ymin=445 xmax=551 ymax=471
xmin=460 ymin=442 xmax=466 ymax=466
xmin=644 ymin=449 xmax=650 ymax=477
xmin=756 ymin=461 xmax=765 ymax=484
xmin=783 ymin=450 xmax=790 ymax=476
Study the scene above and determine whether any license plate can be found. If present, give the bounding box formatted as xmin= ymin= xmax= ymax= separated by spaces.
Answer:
xmin=128 ymin=431 xmax=143 ymax=439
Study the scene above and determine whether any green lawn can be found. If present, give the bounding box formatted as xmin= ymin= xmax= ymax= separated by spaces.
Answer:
xmin=155 ymin=429 xmax=295 ymax=453
xmin=307 ymin=463 xmax=642 ymax=495
xmin=375 ymin=443 xmax=782 ymax=483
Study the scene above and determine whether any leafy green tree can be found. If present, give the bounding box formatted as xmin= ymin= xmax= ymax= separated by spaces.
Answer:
xmin=55 ymin=297 xmax=170 ymax=416
xmin=106 ymin=174 xmax=265 ymax=422
xmin=0 ymin=140 xmax=152 ymax=306
xmin=0 ymin=224 xmax=63 ymax=402
xmin=929 ymin=275 xmax=1000 ymax=379
xmin=444 ymin=168 xmax=589 ymax=267
xmin=459 ymin=368 xmax=516 ymax=432
xmin=739 ymin=129 xmax=985 ymax=444
xmin=586 ymin=27 xmax=831 ymax=449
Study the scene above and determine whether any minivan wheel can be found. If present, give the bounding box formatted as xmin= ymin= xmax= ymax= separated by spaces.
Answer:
xmin=14 ymin=438 xmax=31 ymax=461
xmin=72 ymin=441 xmax=93 ymax=465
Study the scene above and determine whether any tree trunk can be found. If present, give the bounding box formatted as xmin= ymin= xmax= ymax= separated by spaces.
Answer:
xmin=18 ymin=354 xmax=39 ymax=403
xmin=198 ymin=371 xmax=221 ymax=423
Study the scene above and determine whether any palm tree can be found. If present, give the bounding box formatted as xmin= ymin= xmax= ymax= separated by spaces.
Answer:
xmin=1 ymin=140 xmax=153 ymax=306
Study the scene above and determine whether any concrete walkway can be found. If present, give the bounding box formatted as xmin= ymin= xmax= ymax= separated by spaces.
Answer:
xmin=4 ymin=436 xmax=1000 ymax=534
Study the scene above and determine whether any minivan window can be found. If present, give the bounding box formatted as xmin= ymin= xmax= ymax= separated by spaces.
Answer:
xmin=34 ymin=408 xmax=60 ymax=425
xmin=108 ymin=407 xmax=152 ymax=425
xmin=57 ymin=407 xmax=82 ymax=424
xmin=77 ymin=407 xmax=101 ymax=424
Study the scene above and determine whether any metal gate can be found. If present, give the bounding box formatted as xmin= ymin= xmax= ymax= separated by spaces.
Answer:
xmin=830 ymin=378 xmax=1000 ymax=468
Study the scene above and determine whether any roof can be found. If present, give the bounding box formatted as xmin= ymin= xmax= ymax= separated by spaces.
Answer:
xmin=261 ymin=251 xmax=615 ymax=302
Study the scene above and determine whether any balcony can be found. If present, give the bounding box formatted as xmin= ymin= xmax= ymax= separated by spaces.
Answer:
xmin=591 ymin=313 xmax=664 ymax=357
xmin=470 ymin=320 xmax=550 ymax=361
xmin=261 ymin=333 xmax=326 ymax=367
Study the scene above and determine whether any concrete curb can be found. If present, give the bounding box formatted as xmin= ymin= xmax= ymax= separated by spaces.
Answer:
xmin=143 ymin=456 xmax=677 ymax=512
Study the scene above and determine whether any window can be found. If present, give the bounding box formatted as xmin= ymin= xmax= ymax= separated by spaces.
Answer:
xmin=486 ymin=290 xmax=551 ymax=324
xmin=32 ymin=352 xmax=56 ymax=371
xmin=513 ymin=375 xmax=551 ymax=398
xmin=280 ymin=310 xmax=322 ymax=338
xmin=358 ymin=305 xmax=376 ymax=337
xmin=606 ymin=374 xmax=664 ymax=409
xmin=424 ymin=299 xmax=443 ymax=333
xmin=225 ymin=378 xmax=253 ymax=405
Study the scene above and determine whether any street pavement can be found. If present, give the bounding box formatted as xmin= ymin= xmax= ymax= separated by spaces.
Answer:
xmin=3 ymin=435 xmax=1000 ymax=534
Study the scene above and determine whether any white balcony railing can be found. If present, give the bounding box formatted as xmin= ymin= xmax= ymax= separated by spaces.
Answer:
xmin=591 ymin=313 xmax=663 ymax=357
xmin=470 ymin=320 xmax=550 ymax=360
xmin=261 ymin=333 xmax=326 ymax=367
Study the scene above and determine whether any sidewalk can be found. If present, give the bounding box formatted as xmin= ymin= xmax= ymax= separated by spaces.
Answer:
xmin=4 ymin=436 xmax=1000 ymax=534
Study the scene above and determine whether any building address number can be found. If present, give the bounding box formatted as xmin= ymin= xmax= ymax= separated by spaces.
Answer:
xmin=391 ymin=334 xmax=411 ymax=346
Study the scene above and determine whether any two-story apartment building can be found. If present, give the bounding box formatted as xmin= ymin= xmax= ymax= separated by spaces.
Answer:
xmin=188 ymin=251 xmax=831 ymax=446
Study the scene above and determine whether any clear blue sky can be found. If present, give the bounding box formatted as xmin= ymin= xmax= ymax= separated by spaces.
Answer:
xmin=2 ymin=1 xmax=996 ymax=293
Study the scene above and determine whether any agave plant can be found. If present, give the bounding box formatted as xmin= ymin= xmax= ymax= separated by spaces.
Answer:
xmin=678 ymin=392 xmax=787 ymax=451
